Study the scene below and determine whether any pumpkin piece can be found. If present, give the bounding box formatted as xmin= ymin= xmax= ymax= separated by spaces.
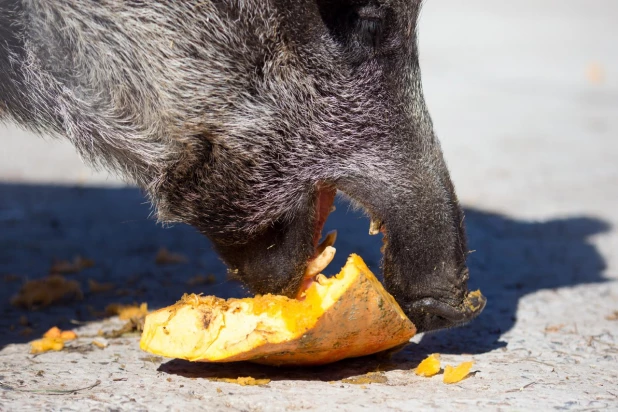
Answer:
xmin=43 ymin=326 xmax=62 ymax=339
xmin=209 ymin=377 xmax=271 ymax=386
xmin=92 ymin=338 xmax=109 ymax=349
xmin=140 ymin=252 xmax=416 ymax=366
xmin=342 ymin=372 xmax=388 ymax=385
xmin=443 ymin=361 xmax=474 ymax=384
xmin=415 ymin=353 xmax=441 ymax=377
xmin=31 ymin=327 xmax=79 ymax=353
xmin=106 ymin=302 xmax=149 ymax=320
xmin=30 ymin=337 xmax=64 ymax=354
xmin=155 ymin=248 xmax=187 ymax=265
xmin=60 ymin=330 xmax=78 ymax=341
xmin=89 ymin=279 xmax=115 ymax=293
xmin=49 ymin=255 xmax=95 ymax=274
xmin=11 ymin=275 xmax=83 ymax=309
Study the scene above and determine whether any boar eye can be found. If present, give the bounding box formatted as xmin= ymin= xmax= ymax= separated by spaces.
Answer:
xmin=318 ymin=1 xmax=388 ymax=52
xmin=346 ymin=6 xmax=385 ymax=48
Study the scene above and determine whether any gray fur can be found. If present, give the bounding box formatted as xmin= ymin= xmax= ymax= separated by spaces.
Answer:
xmin=0 ymin=0 xmax=485 ymax=332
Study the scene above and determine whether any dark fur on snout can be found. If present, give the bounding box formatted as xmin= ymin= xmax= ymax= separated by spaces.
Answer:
xmin=0 ymin=0 xmax=485 ymax=332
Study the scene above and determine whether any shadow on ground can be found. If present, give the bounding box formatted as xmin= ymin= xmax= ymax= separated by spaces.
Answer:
xmin=156 ymin=344 xmax=425 ymax=382
xmin=0 ymin=183 xmax=610 ymax=364
xmin=416 ymin=210 xmax=610 ymax=355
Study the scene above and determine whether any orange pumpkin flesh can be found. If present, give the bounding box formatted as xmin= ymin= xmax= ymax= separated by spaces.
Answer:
xmin=415 ymin=353 xmax=441 ymax=377
xmin=443 ymin=361 xmax=474 ymax=384
xmin=30 ymin=326 xmax=78 ymax=354
xmin=140 ymin=253 xmax=416 ymax=366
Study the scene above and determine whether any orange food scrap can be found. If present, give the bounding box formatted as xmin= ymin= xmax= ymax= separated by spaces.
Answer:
xmin=586 ymin=62 xmax=605 ymax=85
xmin=415 ymin=353 xmax=441 ymax=377
xmin=89 ymin=279 xmax=115 ymax=293
xmin=30 ymin=327 xmax=78 ymax=353
xmin=30 ymin=337 xmax=64 ymax=354
xmin=11 ymin=275 xmax=83 ymax=309
xmin=103 ymin=316 xmax=145 ymax=338
xmin=155 ymin=248 xmax=187 ymax=265
xmin=3 ymin=274 xmax=21 ymax=282
xmin=106 ymin=302 xmax=149 ymax=320
xmin=544 ymin=324 xmax=565 ymax=333
xmin=443 ymin=361 xmax=474 ymax=384
xmin=342 ymin=372 xmax=388 ymax=385
xmin=60 ymin=330 xmax=78 ymax=341
xmin=50 ymin=255 xmax=95 ymax=274
xmin=186 ymin=274 xmax=217 ymax=286
xmin=43 ymin=326 xmax=62 ymax=339
xmin=140 ymin=252 xmax=416 ymax=366
xmin=92 ymin=338 xmax=109 ymax=349
xmin=605 ymin=311 xmax=618 ymax=321
xmin=211 ymin=377 xmax=271 ymax=386
xmin=19 ymin=327 xmax=34 ymax=336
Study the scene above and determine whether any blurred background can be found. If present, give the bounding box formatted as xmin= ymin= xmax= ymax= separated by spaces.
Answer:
xmin=1 ymin=0 xmax=616 ymax=351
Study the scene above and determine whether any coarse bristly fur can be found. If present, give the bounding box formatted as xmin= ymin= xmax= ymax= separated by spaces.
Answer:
xmin=0 ymin=0 xmax=485 ymax=332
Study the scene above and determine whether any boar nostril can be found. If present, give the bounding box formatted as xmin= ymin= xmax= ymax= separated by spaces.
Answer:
xmin=409 ymin=298 xmax=470 ymax=323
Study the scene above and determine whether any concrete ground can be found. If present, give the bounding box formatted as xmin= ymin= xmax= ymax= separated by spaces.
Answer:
xmin=1 ymin=0 xmax=617 ymax=410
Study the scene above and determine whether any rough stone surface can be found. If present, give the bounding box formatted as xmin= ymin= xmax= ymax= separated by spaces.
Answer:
xmin=1 ymin=0 xmax=617 ymax=410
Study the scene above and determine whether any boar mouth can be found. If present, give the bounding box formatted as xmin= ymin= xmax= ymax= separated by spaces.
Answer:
xmin=306 ymin=185 xmax=384 ymax=279
xmin=310 ymin=186 xmax=338 ymax=258
xmin=213 ymin=182 xmax=484 ymax=333
xmin=304 ymin=185 xmax=360 ymax=279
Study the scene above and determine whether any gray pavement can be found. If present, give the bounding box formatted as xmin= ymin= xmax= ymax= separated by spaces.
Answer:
xmin=1 ymin=0 xmax=617 ymax=410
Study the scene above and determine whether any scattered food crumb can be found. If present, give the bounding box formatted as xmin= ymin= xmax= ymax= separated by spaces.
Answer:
xmin=216 ymin=388 xmax=222 ymax=393
xmin=60 ymin=330 xmax=78 ymax=341
xmin=30 ymin=326 xmax=79 ymax=354
xmin=341 ymin=372 xmax=388 ymax=385
xmin=89 ymin=279 xmax=115 ymax=293
xmin=30 ymin=337 xmax=64 ymax=354
xmin=140 ymin=356 xmax=163 ymax=363
xmin=42 ymin=326 xmax=78 ymax=341
xmin=415 ymin=353 xmax=441 ymax=377
xmin=586 ymin=62 xmax=605 ymax=85
xmin=3 ymin=274 xmax=21 ymax=282
xmin=92 ymin=338 xmax=109 ymax=349
xmin=545 ymin=324 xmax=566 ymax=333
xmin=19 ymin=327 xmax=34 ymax=336
xmin=11 ymin=275 xmax=83 ymax=309
xmin=443 ymin=361 xmax=474 ymax=384
xmin=186 ymin=274 xmax=217 ymax=286
xmin=105 ymin=302 xmax=149 ymax=320
xmin=43 ymin=326 xmax=62 ymax=339
xmin=104 ymin=317 xmax=145 ymax=338
xmin=209 ymin=377 xmax=271 ymax=386
xmin=99 ymin=303 xmax=148 ymax=338
xmin=605 ymin=311 xmax=618 ymax=321
xmin=19 ymin=315 xmax=29 ymax=326
xmin=50 ymin=255 xmax=95 ymax=274
xmin=155 ymin=248 xmax=187 ymax=265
